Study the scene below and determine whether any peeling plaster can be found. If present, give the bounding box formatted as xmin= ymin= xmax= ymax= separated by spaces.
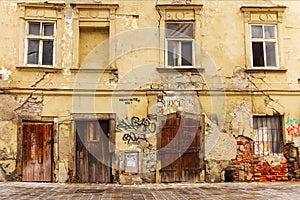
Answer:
xmin=225 ymin=66 xmax=255 ymax=89
xmin=0 ymin=121 xmax=17 ymax=160
xmin=0 ymin=67 xmax=11 ymax=81
xmin=157 ymin=91 xmax=201 ymax=115
xmin=0 ymin=160 xmax=16 ymax=181
xmin=0 ymin=96 xmax=22 ymax=121
xmin=15 ymin=94 xmax=44 ymax=118
xmin=61 ymin=3 xmax=75 ymax=85
xmin=206 ymin=132 xmax=237 ymax=160
xmin=230 ymin=102 xmax=252 ymax=138
xmin=205 ymin=113 xmax=237 ymax=161
xmin=265 ymin=155 xmax=285 ymax=167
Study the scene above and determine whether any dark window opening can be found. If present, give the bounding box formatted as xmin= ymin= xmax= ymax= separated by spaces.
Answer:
xmin=252 ymin=42 xmax=264 ymax=67
xmin=42 ymin=40 xmax=53 ymax=65
xmin=27 ymin=40 xmax=39 ymax=64
xmin=181 ymin=41 xmax=193 ymax=66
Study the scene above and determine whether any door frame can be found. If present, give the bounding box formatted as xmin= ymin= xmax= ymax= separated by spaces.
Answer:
xmin=17 ymin=118 xmax=56 ymax=182
xmin=72 ymin=113 xmax=116 ymax=183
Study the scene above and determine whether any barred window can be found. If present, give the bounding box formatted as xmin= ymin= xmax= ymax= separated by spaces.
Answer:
xmin=253 ymin=116 xmax=283 ymax=155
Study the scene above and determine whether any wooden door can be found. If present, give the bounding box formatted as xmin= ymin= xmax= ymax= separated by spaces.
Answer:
xmin=22 ymin=123 xmax=53 ymax=182
xmin=76 ymin=120 xmax=111 ymax=183
xmin=160 ymin=116 xmax=203 ymax=183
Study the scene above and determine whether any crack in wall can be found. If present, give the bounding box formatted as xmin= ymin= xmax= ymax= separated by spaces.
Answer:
xmin=14 ymin=93 xmax=44 ymax=117
xmin=31 ymin=72 xmax=49 ymax=87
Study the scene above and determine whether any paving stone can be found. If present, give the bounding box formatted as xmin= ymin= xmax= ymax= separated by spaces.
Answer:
xmin=0 ymin=182 xmax=300 ymax=200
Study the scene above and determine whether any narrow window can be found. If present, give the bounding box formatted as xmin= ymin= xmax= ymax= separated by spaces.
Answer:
xmin=251 ymin=25 xmax=278 ymax=68
xmin=87 ymin=122 xmax=100 ymax=142
xmin=165 ymin=22 xmax=194 ymax=67
xmin=26 ymin=22 xmax=55 ymax=66
xmin=253 ymin=116 xmax=283 ymax=155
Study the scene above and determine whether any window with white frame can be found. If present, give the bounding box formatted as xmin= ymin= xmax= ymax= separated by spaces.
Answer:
xmin=251 ymin=25 xmax=278 ymax=68
xmin=165 ymin=22 xmax=194 ymax=67
xmin=26 ymin=21 xmax=55 ymax=66
xmin=253 ymin=116 xmax=283 ymax=155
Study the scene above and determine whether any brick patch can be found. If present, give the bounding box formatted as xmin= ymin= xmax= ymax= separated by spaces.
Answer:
xmin=233 ymin=136 xmax=288 ymax=182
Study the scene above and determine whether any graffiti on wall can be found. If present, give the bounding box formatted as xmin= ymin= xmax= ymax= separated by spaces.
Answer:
xmin=286 ymin=119 xmax=300 ymax=136
xmin=117 ymin=116 xmax=156 ymax=133
xmin=117 ymin=116 xmax=156 ymax=152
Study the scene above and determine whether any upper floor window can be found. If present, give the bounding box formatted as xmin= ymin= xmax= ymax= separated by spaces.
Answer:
xmin=26 ymin=21 xmax=55 ymax=66
xmin=156 ymin=4 xmax=202 ymax=69
xmin=251 ymin=25 xmax=278 ymax=68
xmin=165 ymin=22 xmax=194 ymax=67
xmin=241 ymin=6 xmax=286 ymax=70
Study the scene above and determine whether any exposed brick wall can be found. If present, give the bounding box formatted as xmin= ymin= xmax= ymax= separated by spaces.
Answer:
xmin=233 ymin=136 xmax=288 ymax=182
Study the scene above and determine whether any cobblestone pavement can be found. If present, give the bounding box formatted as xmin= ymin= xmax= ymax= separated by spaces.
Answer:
xmin=0 ymin=182 xmax=299 ymax=200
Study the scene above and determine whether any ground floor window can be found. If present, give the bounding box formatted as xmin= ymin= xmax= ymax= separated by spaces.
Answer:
xmin=253 ymin=116 xmax=283 ymax=155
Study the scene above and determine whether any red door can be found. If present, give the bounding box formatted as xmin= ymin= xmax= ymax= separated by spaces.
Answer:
xmin=76 ymin=120 xmax=111 ymax=183
xmin=22 ymin=123 xmax=53 ymax=182
xmin=160 ymin=115 xmax=204 ymax=182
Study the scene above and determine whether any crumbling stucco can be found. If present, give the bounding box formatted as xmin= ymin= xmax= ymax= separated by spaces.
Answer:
xmin=0 ymin=121 xmax=17 ymax=181
xmin=15 ymin=94 xmax=43 ymax=118
xmin=225 ymin=66 xmax=255 ymax=89
xmin=58 ymin=123 xmax=74 ymax=183
xmin=230 ymin=102 xmax=252 ymax=138
xmin=0 ymin=67 xmax=11 ymax=81
xmin=205 ymin=114 xmax=236 ymax=160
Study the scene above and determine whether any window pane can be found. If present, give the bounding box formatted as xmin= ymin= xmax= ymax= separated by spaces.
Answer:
xmin=264 ymin=26 xmax=275 ymax=39
xmin=42 ymin=40 xmax=53 ymax=65
xmin=266 ymin=42 xmax=276 ymax=66
xmin=29 ymin=22 xmax=40 ymax=35
xmin=43 ymin=23 xmax=54 ymax=36
xmin=27 ymin=40 xmax=39 ymax=64
xmin=252 ymin=42 xmax=264 ymax=67
xmin=166 ymin=23 xmax=194 ymax=38
xmin=251 ymin=25 xmax=262 ymax=38
xmin=167 ymin=41 xmax=179 ymax=66
xmin=181 ymin=41 xmax=193 ymax=66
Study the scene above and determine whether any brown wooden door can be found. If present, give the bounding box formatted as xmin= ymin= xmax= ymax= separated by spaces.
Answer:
xmin=160 ymin=116 xmax=203 ymax=183
xmin=22 ymin=123 xmax=53 ymax=182
xmin=76 ymin=120 xmax=111 ymax=183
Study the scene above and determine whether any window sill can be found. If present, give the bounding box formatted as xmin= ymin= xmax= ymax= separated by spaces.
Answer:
xmin=156 ymin=67 xmax=204 ymax=73
xmin=16 ymin=66 xmax=62 ymax=72
xmin=245 ymin=68 xmax=287 ymax=73
xmin=70 ymin=68 xmax=118 ymax=73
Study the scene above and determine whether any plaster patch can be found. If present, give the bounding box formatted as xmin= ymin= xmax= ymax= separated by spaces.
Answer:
xmin=230 ymin=102 xmax=252 ymax=138
xmin=206 ymin=132 xmax=237 ymax=160
xmin=265 ymin=155 xmax=284 ymax=167
xmin=0 ymin=121 xmax=17 ymax=159
xmin=225 ymin=66 xmax=254 ymax=89
xmin=0 ymin=67 xmax=11 ymax=81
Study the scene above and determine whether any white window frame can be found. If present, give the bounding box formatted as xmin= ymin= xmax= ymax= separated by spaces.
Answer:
xmin=25 ymin=21 xmax=56 ymax=67
xmin=250 ymin=24 xmax=279 ymax=69
xmin=165 ymin=22 xmax=195 ymax=68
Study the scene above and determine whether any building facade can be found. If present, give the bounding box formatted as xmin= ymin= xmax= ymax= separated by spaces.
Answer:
xmin=0 ymin=0 xmax=300 ymax=183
